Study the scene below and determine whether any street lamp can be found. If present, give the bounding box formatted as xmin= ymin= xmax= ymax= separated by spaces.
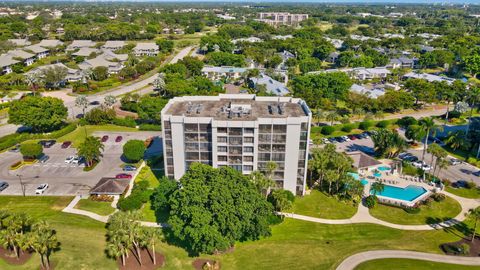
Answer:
xmin=16 ymin=174 xmax=25 ymax=197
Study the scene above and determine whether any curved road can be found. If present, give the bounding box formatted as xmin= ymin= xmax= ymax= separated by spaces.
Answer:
xmin=336 ymin=250 xmax=480 ymax=270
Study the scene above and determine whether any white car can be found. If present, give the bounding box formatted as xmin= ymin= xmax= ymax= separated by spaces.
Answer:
xmin=35 ymin=183 xmax=49 ymax=194
xmin=65 ymin=156 xmax=75 ymax=164
xmin=322 ymin=138 xmax=330 ymax=144
xmin=449 ymin=158 xmax=462 ymax=166
xmin=71 ymin=156 xmax=80 ymax=165
xmin=342 ymin=136 xmax=351 ymax=142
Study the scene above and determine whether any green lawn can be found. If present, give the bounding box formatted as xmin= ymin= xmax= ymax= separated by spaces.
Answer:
xmin=369 ymin=196 xmax=462 ymax=225
xmin=446 ymin=186 xmax=480 ymax=199
xmin=74 ymin=198 xmax=116 ymax=216
xmin=57 ymin=125 xmax=138 ymax=147
xmin=290 ymin=190 xmax=357 ymax=219
xmin=0 ymin=196 xmax=476 ymax=270
xmin=135 ymin=165 xmax=160 ymax=188
xmin=355 ymin=258 xmax=479 ymax=270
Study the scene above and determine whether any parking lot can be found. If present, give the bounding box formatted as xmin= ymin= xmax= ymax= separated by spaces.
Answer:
xmin=313 ymin=132 xmax=480 ymax=186
xmin=0 ymin=131 xmax=161 ymax=196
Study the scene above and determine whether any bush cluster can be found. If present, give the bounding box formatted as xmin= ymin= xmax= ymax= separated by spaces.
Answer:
xmin=139 ymin=124 xmax=162 ymax=131
xmin=112 ymin=117 xmax=137 ymax=128
xmin=431 ymin=193 xmax=446 ymax=202
xmin=117 ymin=180 xmax=152 ymax=211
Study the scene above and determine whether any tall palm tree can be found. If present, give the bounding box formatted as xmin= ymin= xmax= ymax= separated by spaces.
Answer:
xmin=326 ymin=111 xmax=340 ymax=125
xmin=29 ymin=220 xmax=59 ymax=270
xmin=466 ymin=87 xmax=480 ymax=136
xmin=468 ymin=207 xmax=480 ymax=242
xmin=141 ymin=227 xmax=162 ymax=265
xmin=78 ymin=136 xmax=105 ymax=167
xmin=106 ymin=237 xmax=125 ymax=266
xmin=435 ymin=157 xmax=449 ymax=180
xmin=445 ymin=131 xmax=470 ymax=151
xmin=371 ymin=180 xmax=385 ymax=197
xmin=419 ymin=117 xmax=442 ymax=162
xmin=249 ymin=170 xmax=275 ymax=198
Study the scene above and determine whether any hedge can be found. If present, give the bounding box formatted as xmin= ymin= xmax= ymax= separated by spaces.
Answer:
xmin=0 ymin=122 xmax=77 ymax=152
xmin=113 ymin=117 xmax=137 ymax=128
xmin=321 ymin=126 xmax=335 ymax=135
xmin=139 ymin=124 xmax=162 ymax=131
xmin=117 ymin=180 xmax=152 ymax=211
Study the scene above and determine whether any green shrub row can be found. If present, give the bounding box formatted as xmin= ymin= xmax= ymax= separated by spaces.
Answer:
xmin=117 ymin=180 xmax=152 ymax=211
xmin=112 ymin=117 xmax=137 ymax=128
xmin=139 ymin=124 xmax=162 ymax=131
xmin=315 ymin=119 xmax=398 ymax=136
xmin=0 ymin=122 xmax=77 ymax=151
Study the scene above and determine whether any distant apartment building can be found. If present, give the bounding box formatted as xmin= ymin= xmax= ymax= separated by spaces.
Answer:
xmin=257 ymin=12 xmax=308 ymax=26
xmin=161 ymin=94 xmax=312 ymax=196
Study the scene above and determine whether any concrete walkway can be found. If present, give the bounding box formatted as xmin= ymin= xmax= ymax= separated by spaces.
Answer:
xmin=281 ymin=191 xmax=480 ymax=231
xmin=336 ymin=250 xmax=480 ymax=270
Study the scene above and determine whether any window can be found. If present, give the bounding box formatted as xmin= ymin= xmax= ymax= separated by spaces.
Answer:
xmin=272 ymin=153 xmax=285 ymax=161
xmin=185 ymin=152 xmax=199 ymax=160
xmin=258 ymin=144 xmax=271 ymax=152
xmin=273 ymin=125 xmax=287 ymax=133
xmin=272 ymin=134 xmax=286 ymax=143
xmin=200 ymin=152 xmax=211 ymax=161
xmin=258 ymin=153 xmax=270 ymax=161
xmin=163 ymin=121 xmax=171 ymax=129
xmin=244 ymin=165 xmax=253 ymax=171
xmin=259 ymin=124 xmax=271 ymax=133
xmin=259 ymin=134 xmax=271 ymax=143
xmin=199 ymin=143 xmax=211 ymax=151
xmin=230 ymin=165 xmax=242 ymax=172
xmin=229 ymin=156 xmax=242 ymax=164
xmin=199 ymin=133 xmax=210 ymax=142
xmin=244 ymin=128 xmax=254 ymax=134
xmin=243 ymin=146 xmax=254 ymax=153
xmin=218 ymin=156 xmax=227 ymax=162
xmin=244 ymin=156 xmax=253 ymax=162
xmin=244 ymin=137 xmax=254 ymax=143
xmin=185 ymin=134 xmax=198 ymax=142
xmin=199 ymin=124 xmax=211 ymax=132
xmin=217 ymin=127 xmax=227 ymax=133
xmin=217 ymin=146 xmax=227 ymax=152
xmin=229 ymin=128 xmax=242 ymax=136
xmin=229 ymin=147 xmax=242 ymax=155
xmin=218 ymin=137 xmax=227 ymax=143
xmin=229 ymin=137 xmax=242 ymax=145
xmin=185 ymin=143 xmax=199 ymax=151
xmin=272 ymin=145 xmax=285 ymax=152
xmin=185 ymin=123 xmax=198 ymax=132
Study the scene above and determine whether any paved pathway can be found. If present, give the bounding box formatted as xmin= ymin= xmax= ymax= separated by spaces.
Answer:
xmin=336 ymin=250 xmax=480 ymax=270
xmin=281 ymin=191 xmax=480 ymax=231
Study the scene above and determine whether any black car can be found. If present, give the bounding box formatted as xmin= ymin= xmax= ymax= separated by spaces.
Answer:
xmin=89 ymin=101 xmax=100 ymax=106
xmin=453 ymin=180 xmax=469 ymax=188
xmin=473 ymin=171 xmax=480 ymax=177
xmin=39 ymin=140 xmax=56 ymax=148
xmin=0 ymin=181 xmax=9 ymax=192
xmin=336 ymin=137 xmax=346 ymax=143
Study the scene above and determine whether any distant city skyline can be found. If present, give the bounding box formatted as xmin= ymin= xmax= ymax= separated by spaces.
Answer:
xmin=1 ymin=0 xmax=480 ymax=4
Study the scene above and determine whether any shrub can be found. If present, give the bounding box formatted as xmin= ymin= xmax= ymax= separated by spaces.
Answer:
xmin=448 ymin=110 xmax=462 ymax=119
xmin=365 ymin=195 xmax=377 ymax=208
xmin=20 ymin=143 xmax=43 ymax=159
xmin=117 ymin=180 xmax=152 ymax=211
xmin=376 ymin=120 xmax=389 ymax=128
xmin=358 ymin=121 xmax=373 ymax=130
xmin=460 ymin=243 xmax=470 ymax=255
xmin=466 ymin=181 xmax=477 ymax=189
xmin=113 ymin=117 xmax=137 ymax=128
xmin=431 ymin=193 xmax=446 ymax=202
xmin=321 ymin=126 xmax=335 ymax=135
xmin=403 ymin=206 xmax=421 ymax=214
xmin=341 ymin=123 xmax=354 ymax=132
xmin=123 ymin=140 xmax=146 ymax=162
xmin=397 ymin=116 xmax=418 ymax=128
xmin=267 ymin=189 xmax=295 ymax=211
xmin=85 ymin=107 xmax=115 ymax=125
xmin=139 ymin=124 xmax=162 ymax=131
xmin=9 ymin=161 xmax=23 ymax=170
xmin=442 ymin=179 xmax=451 ymax=187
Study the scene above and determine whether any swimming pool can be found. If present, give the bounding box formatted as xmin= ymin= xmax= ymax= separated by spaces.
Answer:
xmin=347 ymin=172 xmax=368 ymax=185
xmin=373 ymin=172 xmax=382 ymax=178
xmin=377 ymin=166 xmax=391 ymax=172
xmin=371 ymin=185 xmax=427 ymax=202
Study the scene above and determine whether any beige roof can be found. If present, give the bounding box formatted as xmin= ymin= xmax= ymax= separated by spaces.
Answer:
xmin=72 ymin=47 xmax=100 ymax=57
xmin=24 ymin=44 xmax=49 ymax=54
xmin=102 ymin=49 xmax=128 ymax=61
xmin=7 ymin=49 xmax=34 ymax=60
xmin=134 ymin=42 xmax=158 ymax=51
xmin=0 ymin=54 xmax=20 ymax=67
xmin=346 ymin=152 xmax=382 ymax=169
xmin=7 ymin=39 xmax=31 ymax=47
xmin=37 ymin=39 xmax=64 ymax=48
xmin=102 ymin=40 xmax=125 ymax=49
xmin=90 ymin=178 xmax=130 ymax=195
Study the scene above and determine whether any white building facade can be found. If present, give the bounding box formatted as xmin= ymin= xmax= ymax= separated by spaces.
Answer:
xmin=161 ymin=94 xmax=312 ymax=196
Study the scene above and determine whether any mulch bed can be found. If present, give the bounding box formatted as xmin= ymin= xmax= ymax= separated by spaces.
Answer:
xmin=441 ymin=235 xmax=480 ymax=257
xmin=192 ymin=259 xmax=221 ymax=270
xmin=117 ymin=248 xmax=165 ymax=270
xmin=0 ymin=247 xmax=32 ymax=265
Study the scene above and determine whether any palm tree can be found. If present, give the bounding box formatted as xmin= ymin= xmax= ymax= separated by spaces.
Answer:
xmin=419 ymin=117 xmax=442 ymax=162
xmin=445 ymin=131 xmax=470 ymax=151
xmin=326 ymin=111 xmax=340 ymax=125
xmin=29 ymin=220 xmax=59 ymax=270
xmin=468 ymin=207 xmax=480 ymax=242
xmin=141 ymin=227 xmax=162 ymax=265
xmin=371 ymin=180 xmax=385 ymax=196
xmin=77 ymin=136 xmax=105 ymax=167
xmin=435 ymin=157 xmax=449 ymax=180
xmin=106 ymin=237 xmax=126 ymax=266
xmin=249 ymin=170 xmax=275 ymax=198
xmin=371 ymin=129 xmax=407 ymax=158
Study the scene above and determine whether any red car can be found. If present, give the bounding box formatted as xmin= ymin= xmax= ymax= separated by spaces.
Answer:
xmin=115 ymin=136 xmax=123 ymax=143
xmin=348 ymin=135 xmax=357 ymax=140
xmin=115 ymin=173 xmax=132 ymax=179
xmin=101 ymin=135 xmax=109 ymax=142
xmin=61 ymin=141 xmax=72 ymax=149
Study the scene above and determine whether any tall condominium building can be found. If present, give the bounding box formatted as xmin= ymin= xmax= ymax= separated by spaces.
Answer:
xmin=161 ymin=94 xmax=312 ymax=196
xmin=257 ymin=12 xmax=309 ymax=26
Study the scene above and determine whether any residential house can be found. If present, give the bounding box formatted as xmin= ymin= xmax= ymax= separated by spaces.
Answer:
xmin=250 ymin=74 xmax=290 ymax=96
xmin=37 ymin=39 xmax=64 ymax=48
xmin=403 ymin=72 xmax=455 ymax=84
xmin=67 ymin=40 xmax=96 ymax=51
xmin=27 ymin=63 xmax=83 ymax=82
xmin=278 ymin=50 xmax=295 ymax=70
xmin=419 ymin=45 xmax=435 ymax=53
xmin=272 ymin=35 xmax=293 ymax=40
xmin=72 ymin=47 xmax=100 ymax=58
xmin=173 ymin=28 xmax=185 ymax=35
xmin=350 ymin=84 xmax=385 ymax=99
xmin=56 ymin=28 xmax=64 ymax=35
xmin=325 ymin=37 xmax=344 ymax=49
xmin=101 ymin=40 xmax=126 ymax=51
xmin=24 ymin=44 xmax=49 ymax=59
xmin=202 ymin=66 xmax=248 ymax=81
xmin=133 ymin=43 xmax=159 ymax=56
xmin=7 ymin=49 xmax=35 ymax=66
xmin=89 ymin=178 xmax=130 ymax=195
xmin=232 ymin=37 xmax=263 ymax=44
xmin=388 ymin=57 xmax=418 ymax=69
xmin=7 ymin=39 xmax=31 ymax=47
xmin=0 ymin=54 xmax=19 ymax=74
xmin=101 ymin=49 xmax=128 ymax=62
xmin=326 ymin=52 xmax=340 ymax=63
xmin=78 ymin=54 xmax=124 ymax=74
xmin=310 ymin=67 xmax=390 ymax=81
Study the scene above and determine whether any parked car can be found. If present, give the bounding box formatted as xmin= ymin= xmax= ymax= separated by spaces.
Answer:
xmin=322 ymin=138 xmax=330 ymax=144
xmin=473 ymin=171 xmax=480 ymax=177
xmin=89 ymin=101 xmax=100 ymax=105
xmin=35 ymin=183 xmax=49 ymax=194
xmin=342 ymin=136 xmax=350 ymax=142
xmin=115 ymin=136 xmax=123 ymax=142
xmin=398 ymin=152 xmax=411 ymax=159
xmin=0 ymin=181 xmax=9 ymax=192
xmin=329 ymin=138 xmax=338 ymax=143
xmin=65 ymin=156 xmax=75 ymax=164
xmin=453 ymin=180 xmax=468 ymax=188
xmin=39 ymin=155 xmax=50 ymax=163
xmin=115 ymin=173 xmax=132 ymax=179
xmin=40 ymin=140 xmax=56 ymax=148
xmin=348 ymin=135 xmax=357 ymax=140
xmin=123 ymin=165 xmax=137 ymax=172
xmin=71 ymin=156 xmax=80 ymax=165
xmin=354 ymin=134 xmax=364 ymax=139
xmin=9 ymin=145 xmax=20 ymax=152
xmin=449 ymin=158 xmax=462 ymax=166
xmin=61 ymin=141 xmax=72 ymax=149
xmin=101 ymin=135 xmax=109 ymax=142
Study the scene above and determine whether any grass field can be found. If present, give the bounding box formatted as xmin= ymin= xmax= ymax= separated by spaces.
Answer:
xmin=446 ymin=186 xmax=480 ymax=199
xmin=57 ymin=125 xmax=138 ymax=147
xmin=0 ymin=196 xmax=476 ymax=270
xmin=74 ymin=198 xmax=116 ymax=216
xmin=369 ymin=196 xmax=462 ymax=225
xmin=290 ymin=190 xmax=358 ymax=219
xmin=355 ymin=258 xmax=479 ymax=270
xmin=135 ymin=165 xmax=160 ymax=188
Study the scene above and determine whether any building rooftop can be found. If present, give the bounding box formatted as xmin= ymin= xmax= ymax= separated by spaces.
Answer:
xmin=37 ymin=39 xmax=63 ymax=48
xmin=24 ymin=44 xmax=49 ymax=54
xmin=164 ymin=94 xmax=308 ymax=120
xmin=347 ymin=151 xmax=382 ymax=169
xmin=90 ymin=178 xmax=130 ymax=195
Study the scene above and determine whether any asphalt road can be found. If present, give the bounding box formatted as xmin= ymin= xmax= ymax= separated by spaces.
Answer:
xmin=0 ymin=131 xmax=161 ymax=196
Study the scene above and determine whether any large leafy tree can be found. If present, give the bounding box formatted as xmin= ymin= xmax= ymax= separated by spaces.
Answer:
xmin=8 ymin=96 xmax=67 ymax=133
xmin=41 ymin=66 xmax=67 ymax=89
xmin=167 ymin=163 xmax=273 ymax=254
xmin=20 ymin=143 xmax=43 ymax=159
xmin=78 ymin=136 xmax=104 ymax=167
xmin=371 ymin=129 xmax=407 ymax=158
xmin=122 ymin=140 xmax=145 ymax=162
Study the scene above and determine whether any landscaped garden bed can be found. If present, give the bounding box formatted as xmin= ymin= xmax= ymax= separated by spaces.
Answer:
xmin=117 ymin=248 xmax=165 ymax=270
